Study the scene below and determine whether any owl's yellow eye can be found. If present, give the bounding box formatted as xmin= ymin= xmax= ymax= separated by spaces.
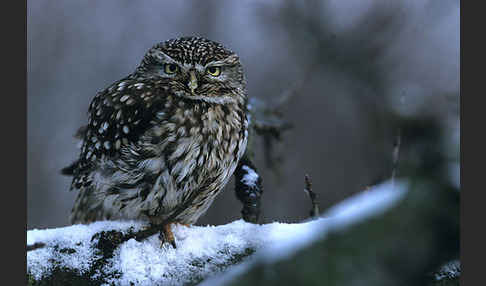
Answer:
xmin=164 ymin=63 xmax=179 ymax=74
xmin=206 ymin=66 xmax=221 ymax=77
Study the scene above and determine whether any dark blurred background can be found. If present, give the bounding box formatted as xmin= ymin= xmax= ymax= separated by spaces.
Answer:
xmin=27 ymin=0 xmax=459 ymax=229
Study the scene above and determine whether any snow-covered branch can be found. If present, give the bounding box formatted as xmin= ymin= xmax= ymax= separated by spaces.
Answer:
xmin=28 ymin=181 xmax=421 ymax=286
xmin=205 ymin=180 xmax=460 ymax=286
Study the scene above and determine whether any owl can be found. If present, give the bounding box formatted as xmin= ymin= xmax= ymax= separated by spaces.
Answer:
xmin=62 ymin=37 xmax=249 ymax=247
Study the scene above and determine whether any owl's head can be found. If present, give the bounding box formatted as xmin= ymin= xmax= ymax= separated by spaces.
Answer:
xmin=136 ymin=37 xmax=246 ymax=105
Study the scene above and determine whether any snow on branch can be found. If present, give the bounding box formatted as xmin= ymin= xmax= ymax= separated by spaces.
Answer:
xmin=205 ymin=178 xmax=459 ymax=286
xmin=28 ymin=181 xmax=407 ymax=286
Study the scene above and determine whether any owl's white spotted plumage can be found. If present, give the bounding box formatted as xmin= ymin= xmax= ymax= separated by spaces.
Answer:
xmin=63 ymin=37 xmax=249 ymax=243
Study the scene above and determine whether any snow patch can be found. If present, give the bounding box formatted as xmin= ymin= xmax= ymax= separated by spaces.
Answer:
xmin=27 ymin=221 xmax=144 ymax=281
xmin=435 ymin=260 xmax=461 ymax=281
xmin=323 ymin=180 xmax=408 ymax=230
xmin=241 ymin=165 xmax=259 ymax=187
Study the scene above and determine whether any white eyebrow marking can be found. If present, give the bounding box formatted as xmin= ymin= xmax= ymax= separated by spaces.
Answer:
xmin=151 ymin=50 xmax=177 ymax=64
xmin=205 ymin=54 xmax=238 ymax=67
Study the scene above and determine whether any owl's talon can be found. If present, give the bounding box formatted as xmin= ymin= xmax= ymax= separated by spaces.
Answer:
xmin=169 ymin=239 xmax=177 ymax=249
xmin=158 ymin=223 xmax=177 ymax=249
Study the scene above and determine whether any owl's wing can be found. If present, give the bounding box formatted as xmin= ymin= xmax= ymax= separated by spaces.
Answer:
xmin=64 ymin=76 xmax=169 ymax=189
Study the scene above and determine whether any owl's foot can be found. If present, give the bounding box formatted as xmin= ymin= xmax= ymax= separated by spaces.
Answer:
xmin=157 ymin=222 xmax=191 ymax=248
xmin=159 ymin=223 xmax=177 ymax=249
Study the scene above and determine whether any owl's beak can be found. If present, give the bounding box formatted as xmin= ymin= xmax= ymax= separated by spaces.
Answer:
xmin=187 ymin=70 xmax=198 ymax=94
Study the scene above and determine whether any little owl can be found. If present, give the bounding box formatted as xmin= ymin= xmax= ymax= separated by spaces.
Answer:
xmin=62 ymin=37 xmax=251 ymax=247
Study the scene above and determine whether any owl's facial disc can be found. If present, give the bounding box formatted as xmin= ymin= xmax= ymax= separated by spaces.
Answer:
xmin=136 ymin=37 xmax=246 ymax=104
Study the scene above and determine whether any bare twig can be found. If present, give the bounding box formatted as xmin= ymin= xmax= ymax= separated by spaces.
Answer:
xmin=27 ymin=242 xmax=45 ymax=252
xmin=304 ymin=174 xmax=319 ymax=218
xmin=391 ymin=128 xmax=402 ymax=185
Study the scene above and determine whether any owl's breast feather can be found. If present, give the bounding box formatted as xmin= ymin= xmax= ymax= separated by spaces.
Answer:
xmin=142 ymin=99 xmax=248 ymax=189
xmin=128 ymin=100 xmax=248 ymax=221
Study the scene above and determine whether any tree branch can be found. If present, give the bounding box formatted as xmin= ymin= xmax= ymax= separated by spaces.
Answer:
xmin=304 ymin=174 xmax=320 ymax=218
